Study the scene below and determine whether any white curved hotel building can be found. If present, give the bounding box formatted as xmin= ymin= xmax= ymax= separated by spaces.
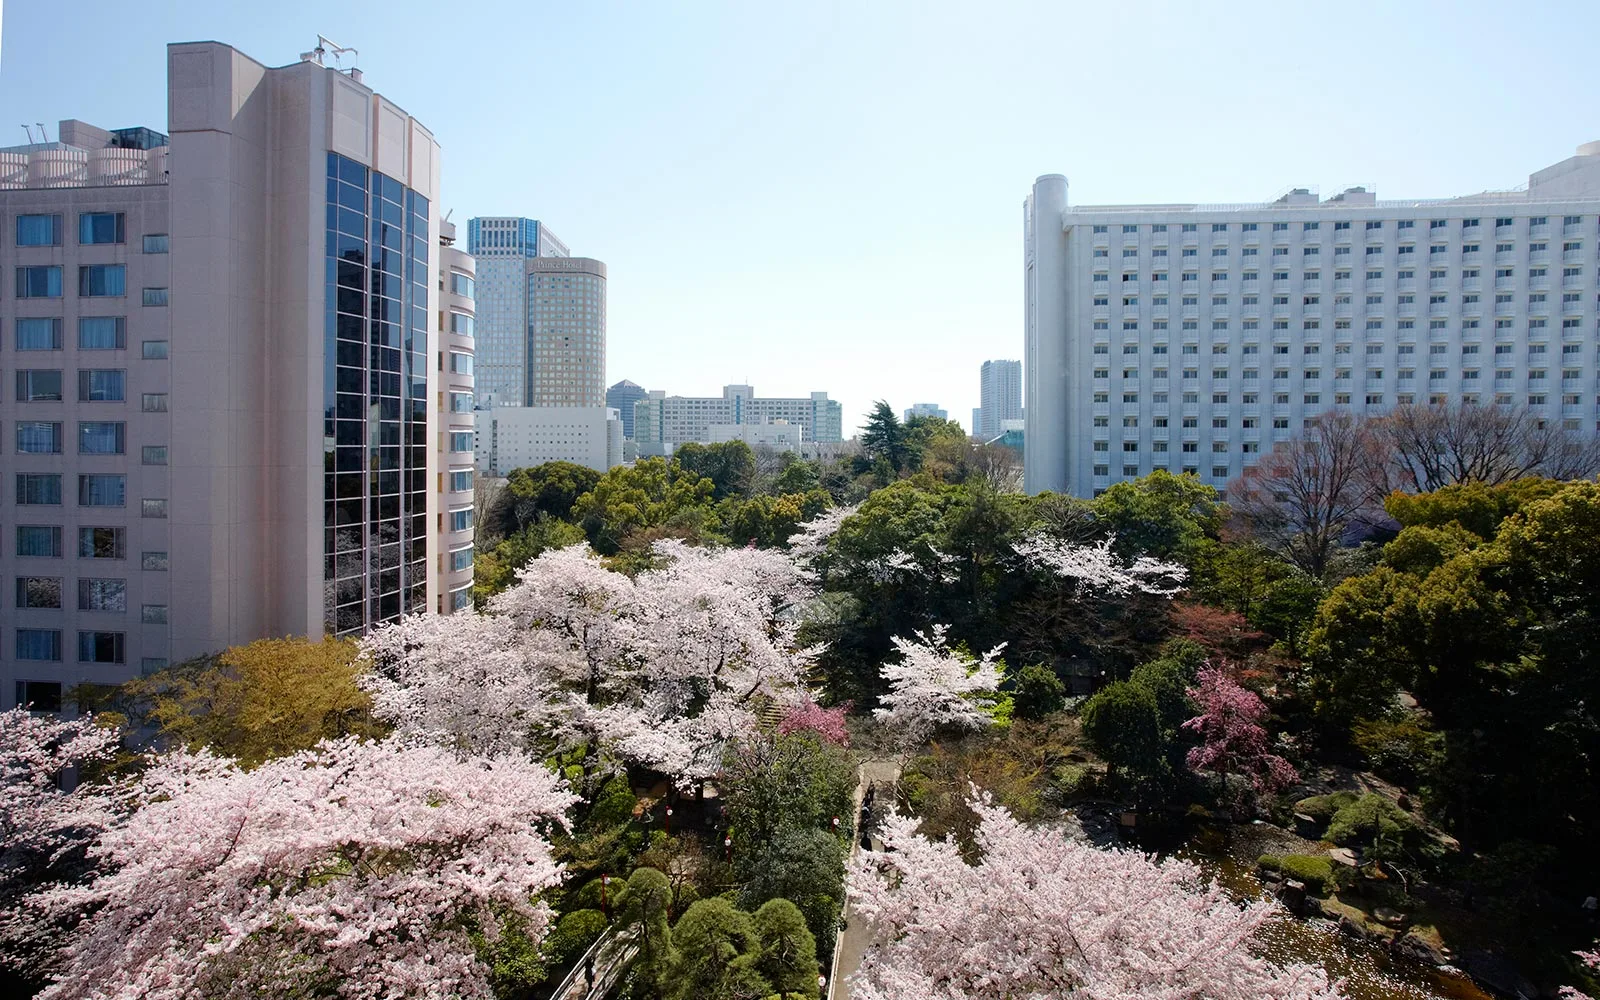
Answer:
xmin=1023 ymin=143 xmax=1600 ymax=497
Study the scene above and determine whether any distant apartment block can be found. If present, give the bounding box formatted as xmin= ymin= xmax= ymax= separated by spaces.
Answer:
xmin=903 ymin=403 xmax=947 ymax=421
xmin=475 ymin=406 xmax=622 ymax=475
xmin=0 ymin=41 xmax=470 ymax=710
xmin=978 ymin=359 xmax=1023 ymax=439
xmin=1024 ymin=143 xmax=1600 ymax=497
xmin=634 ymin=384 xmax=844 ymax=452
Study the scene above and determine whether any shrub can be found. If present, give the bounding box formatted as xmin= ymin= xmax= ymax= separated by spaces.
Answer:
xmin=543 ymin=909 xmax=608 ymax=967
xmin=1350 ymin=716 xmax=1442 ymax=787
xmin=1324 ymin=793 xmax=1414 ymax=847
xmin=1258 ymin=853 xmax=1337 ymax=896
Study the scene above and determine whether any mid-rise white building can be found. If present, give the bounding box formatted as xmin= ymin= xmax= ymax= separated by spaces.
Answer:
xmin=527 ymin=257 xmax=607 ymax=407
xmin=978 ymin=359 xmax=1023 ymax=439
xmin=474 ymin=405 xmax=622 ymax=475
xmin=1 ymin=41 xmax=469 ymax=711
xmin=707 ymin=421 xmax=802 ymax=452
xmin=634 ymin=384 xmax=844 ymax=452
xmin=1024 ymin=144 xmax=1600 ymax=497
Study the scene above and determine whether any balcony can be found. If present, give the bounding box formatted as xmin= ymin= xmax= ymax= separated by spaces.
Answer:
xmin=1303 ymin=280 xmax=1323 ymax=294
xmin=1528 ymin=297 xmax=1549 ymax=314
xmin=1334 ymin=279 xmax=1353 ymax=293
xmin=1565 ymin=403 xmax=1589 ymax=418
xmin=1093 ymin=305 xmax=1110 ymax=320
xmin=1398 ymin=278 xmax=1417 ymax=293
xmin=1241 ymin=280 xmax=1261 ymax=295
xmin=1565 ymin=223 xmax=1585 ymax=238
xmin=1563 ymin=275 xmax=1586 ymax=291
xmin=1335 ymin=303 xmax=1354 ymax=318
xmin=1399 ymin=300 xmax=1418 ymax=317
xmin=1123 ymin=306 xmax=1140 ymax=320
xmin=1365 ymin=278 xmax=1385 ymax=293
xmin=1092 ymin=231 xmax=1110 ymax=248
xmin=1495 ymin=250 xmax=1517 ymax=266
xmin=1243 ymin=230 xmax=1260 ymax=246
xmin=1271 ymin=229 xmax=1289 ymax=245
xmin=1271 ymin=279 xmax=1291 ymax=294
xmin=1495 ymin=300 xmax=1516 ymax=316
xmin=1152 ymin=304 xmax=1170 ymax=319
xmin=1495 ymin=225 xmax=1516 ymax=239
xmin=1462 ymin=224 xmax=1483 ymax=240
xmin=1211 ymin=281 xmax=1230 ymax=294
xmin=1462 ymin=251 xmax=1483 ymax=266
xmin=1463 ymin=277 xmax=1483 ymax=293
xmin=1152 ymin=231 xmax=1169 ymax=247
xmin=1495 ymin=277 xmax=1516 ymax=291
xmin=1182 ymin=304 xmax=1200 ymax=320
xmin=1151 ymin=378 xmax=1170 ymax=392
xmin=1530 ymin=274 xmax=1551 ymax=290
xmin=1564 ymin=248 xmax=1585 ymax=264
xmin=1396 ymin=379 xmax=1417 ymax=392
xmin=1530 ymin=250 xmax=1551 ymax=266
xmin=1530 ymin=224 xmax=1551 ymax=239
xmin=1182 ymin=231 xmax=1200 ymax=247
xmin=1429 ymin=302 xmax=1450 ymax=316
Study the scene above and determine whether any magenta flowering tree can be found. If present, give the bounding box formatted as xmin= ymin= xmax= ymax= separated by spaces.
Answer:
xmin=32 ymin=737 xmax=576 ymax=1000
xmin=777 ymin=700 xmax=851 ymax=747
xmin=1182 ymin=665 xmax=1299 ymax=807
xmin=848 ymin=794 xmax=1344 ymax=1000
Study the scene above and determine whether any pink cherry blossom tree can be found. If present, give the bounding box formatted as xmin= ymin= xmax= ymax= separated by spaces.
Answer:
xmin=0 ymin=709 xmax=123 ymax=980
xmin=778 ymin=700 xmax=851 ymax=747
xmin=848 ymin=793 xmax=1344 ymax=1000
xmin=873 ymin=626 xmax=1003 ymax=745
xmin=1182 ymin=665 xmax=1299 ymax=808
xmin=32 ymin=737 xmax=576 ymax=1000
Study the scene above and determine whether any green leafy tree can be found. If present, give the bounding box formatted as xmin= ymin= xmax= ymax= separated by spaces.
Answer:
xmin=771 ymin=454 xmax=821 ymax=495
xmin=719 ymin=491 xmax=833 ymax=549
xmin=751 ymin=899 xmax=819 ymax=999
xmin=666 ymin=899 xmax=770 ymax=1000
xmin=1091 ymin=470 xmax=1223 ymax=564
xmin=675 ymin=441 xmax=758 ymax=501
xmin=859 ymin=402 xmax=912 ymax=477
xmin=492 ymin=461 xmax=602 ymax=537
xmin=471 ymin=516 xmax=587 ymax=605
xmin=1080 ymin=680 xmax=1170 ymax=796
xmin=738 ymin=828 xmax=844 ymax=969
xmin=617 ymin=867 xmax=677 ymax=999
xmin=573 ymin=457 xmax=717 ymax=555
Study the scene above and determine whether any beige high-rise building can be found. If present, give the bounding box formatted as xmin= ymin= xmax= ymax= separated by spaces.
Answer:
xmin=527 ymin=257 xmax=607 ymax=407
xmin=0 ymin=40 xmax=473 ymax=711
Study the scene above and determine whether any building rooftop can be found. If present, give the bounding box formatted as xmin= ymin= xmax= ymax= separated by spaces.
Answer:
xmin=0 ymin=119 xmax=169 ymax=189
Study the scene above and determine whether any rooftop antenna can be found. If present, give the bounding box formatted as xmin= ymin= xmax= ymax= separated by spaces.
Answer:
xmin=35 ymin=123 xmax=47 ymax=143
xmin=317 ymin=35 xmax=360 ymax=74
xmin=20 ymin=124 xmax=36 ymax=143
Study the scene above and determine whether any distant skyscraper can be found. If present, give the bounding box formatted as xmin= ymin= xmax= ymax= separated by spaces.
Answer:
xmin=467 ymin=217 xmax=569 ymax=406
xmin=607 ymin=379 xmax=649 ymax=438
xmin=527 ymin=257 xmax=607 ymax=407
xmin=904 ymin=403 xmax=948 ymax=421
xmin=972 ymin=407 xmax=982 ymax=435
xmin=979 ymin=360 xmax=1023 ymax=439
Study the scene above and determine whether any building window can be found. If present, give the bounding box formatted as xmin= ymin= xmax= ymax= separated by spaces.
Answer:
xmin=17 ymin=474 xmax=62 ymax=505
xmin=77 ymin=631 xmax=125 ymax=664
xmin=450 ymin=272 xmax=474 ymax=299
xmin=449 ymin=312 xmax=475 ymax=337
xmin=78 ymin=265 xmax=126 ymax=297
xmin=17 ymin=525 xmax=63 ymax=558
xmin=78 ymin=317 xmax=127 ymax=350
xmin=17 ymin=421 xmax=63 ymax=454
xmin=142 ymin=234 xmax=169 ymax=254
xmin=16 ymin=214 xmax=62 ymax=246
xmin=448 ymin=507 xmax=474 ymax=532
xmin=141 ymin=605 xmax=168 ymax=625
xmin=449 ymin=392 xmax=473 ymax=413
xmin=17 ymin=318 xmax=63 ymax=350
xmin=142 ymin=499 xmax=168 ymax=519
xmin=142 ymin=445 xmax=168 ymax=466
xmin=449 ymin=432 xmax=473 ymax=452
xmin=142 ymin=287 xmax=169 ymax=307
xmin=141 ymin=551 xmax=169 ymax=571
xmin=78 ymin=369 xmax=125 ymax=402
xmin=77 ymin=475 xmax=126 ymax=507
xmin=141 ymin=393 xmax=168 ymax=413
xmin=449 ymin=546 xmax=474 ymax=572
xmin=449 ymin=470 xmax=473 ymax=492
xmin=449 ymin=352 xmax=474 ymax=375
xmin=78 ymin=526 xmax=125 ymax=560
xmin=141 ymin=340 xmax=169 ymax=360
xmin=16 ymin=265 xmax=63 ymax=298
xmin=140 ymin=658 xmax=169 ymax=675
xmin=78 ymin=422 xmax=126 ymax=455
xmin=16 ymin=577 xmax=62 ymax=609
xmin=16 ymin=629 xmax=63 ymax=662
xmin=79 ymin=212 xmax=125 ymax=245
xmin=78 ymin=579 xmax=127 ymax=612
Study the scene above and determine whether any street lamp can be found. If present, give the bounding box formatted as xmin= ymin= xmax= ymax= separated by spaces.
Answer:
xmin=724 ymin=835 xmax=732 ymax=862
xmin=600 ymin=873 xmax=610 ymax=917
xmin=664 ymin=805 xmax=673 ymax=836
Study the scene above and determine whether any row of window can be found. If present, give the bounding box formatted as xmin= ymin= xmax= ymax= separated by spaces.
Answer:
xmin=7 ymin=369 xmax=165 ymax=404
xmin=1087 ymin=216 xmax=1591 ymax=235
xmin=7 ymin=422 xmax=168 ymax=458
xmin=1095 ymin=341 xmax=1593 ymax=356
xmin=0 ymin=317 xmax=158 ymax=352
xmin=14 ymin=474 xmax=166 ymax=513
xmin=14 ymin=526 xmax=165 ymax=563
xmin=1086 ymin=390 xmax=1593 ymax=409
xmin=15 ymin=577 xmax=164 ymax=615
xmin=12 ymin=628 xmax=136 ymax=663
xmin=12 ymin=266 xmax=167 ymax=303
xmin=14 ymin=213 xmax=158 ymax=248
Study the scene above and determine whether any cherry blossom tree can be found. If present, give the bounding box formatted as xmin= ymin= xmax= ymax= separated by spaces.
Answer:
xmin=1561 ymin=945 xmax=1599 ymax=999
xmin=873 ymin=626 xmax=1003 ymax=744
xmin=1182 ymin=665 xmax=1299 ymax=807
xmin=1012 ymin=532 xmax=1188 ymax=597
xmin=33 ymin=737 xmax=576 ymax=1000
xmin=0 ymin=710 xmax=123 ymax=980
xmin=848 ymin=794 xmax=1344 ymax=1000
xmin=786 ymin=504 xmax=858 ymax=568
xmin=778 ymin=701 xmax=851 ymax=747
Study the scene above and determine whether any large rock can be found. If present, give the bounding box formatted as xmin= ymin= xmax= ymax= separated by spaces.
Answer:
xmin=1372 ymin=906 xmax=1409 ymax=929
xmin=1328 ymin=846 xmax=1359 ymax=867
xmin=1393 ymin=931 xmax=1449 ymax=967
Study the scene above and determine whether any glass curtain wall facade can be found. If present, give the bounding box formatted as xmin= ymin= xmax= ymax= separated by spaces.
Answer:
xmin=323 ymin=153 xmax=430 ymax=636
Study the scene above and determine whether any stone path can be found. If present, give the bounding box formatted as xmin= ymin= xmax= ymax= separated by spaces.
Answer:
xmin=827 ymin=758 xmax=901 ymax=1000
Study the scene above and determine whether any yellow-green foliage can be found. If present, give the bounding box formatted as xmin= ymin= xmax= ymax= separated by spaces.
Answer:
xmin=1258 ymin=853 xmax=1338 ymax=896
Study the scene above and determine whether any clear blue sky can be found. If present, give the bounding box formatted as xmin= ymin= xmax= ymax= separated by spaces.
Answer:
xmin=5 ymin=1 xmax=1599 ymax=434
